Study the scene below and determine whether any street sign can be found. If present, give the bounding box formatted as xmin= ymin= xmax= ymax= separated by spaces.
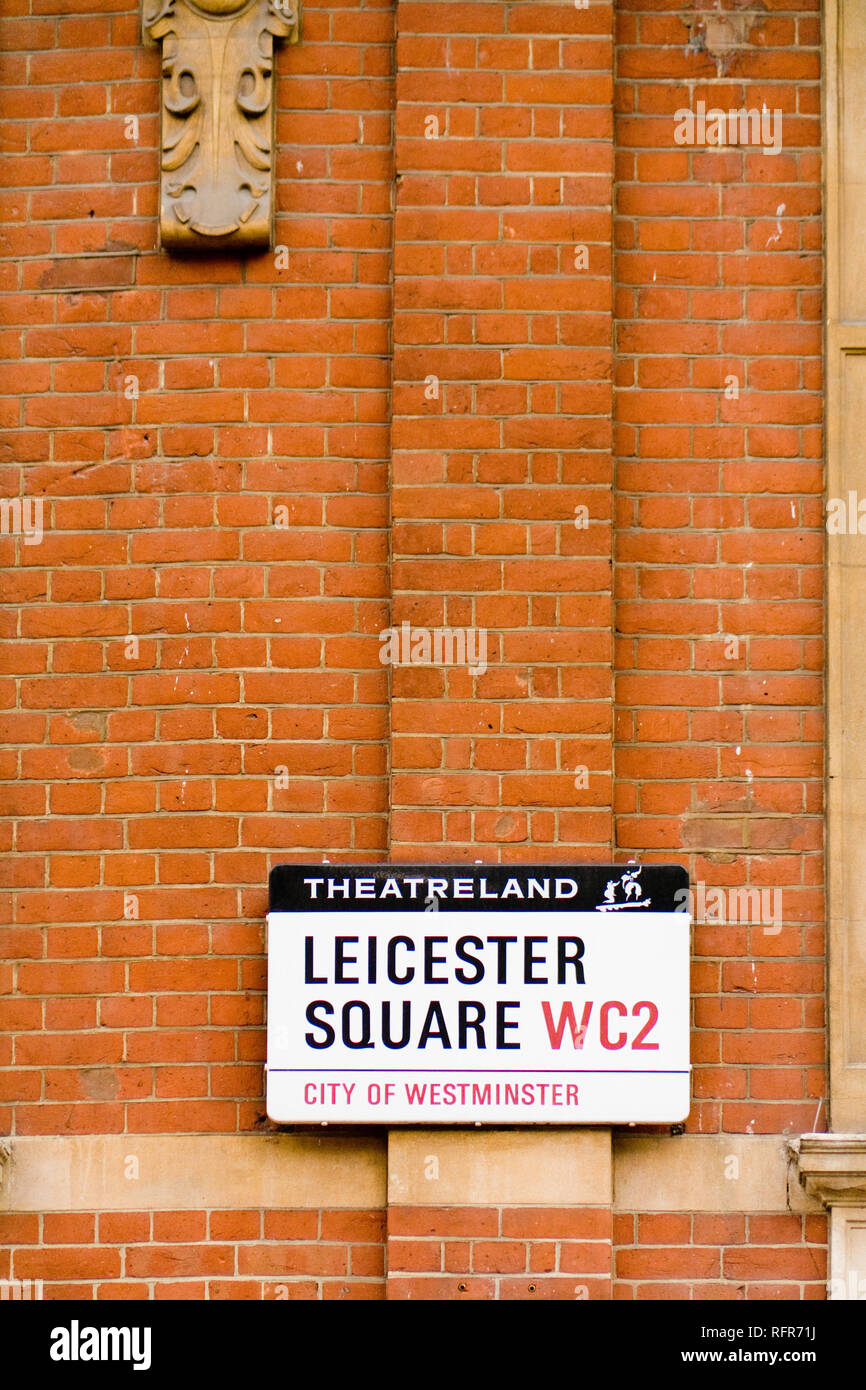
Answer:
xmin=266 ymin=863 xmax=691 ymax=1125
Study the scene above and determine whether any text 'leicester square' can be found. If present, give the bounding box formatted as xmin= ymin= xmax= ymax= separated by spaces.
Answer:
xmin=267 ymin=863 xmax=691 ymax=1124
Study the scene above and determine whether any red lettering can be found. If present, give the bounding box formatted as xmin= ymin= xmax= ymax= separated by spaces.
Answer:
xmin=599 ymin=1000 xmax=628 ymax=1050
xmin=631 ymin=1000 xmax=659 ymax=1049
xmin=541 ymin=999 xmax=593 ymax=1049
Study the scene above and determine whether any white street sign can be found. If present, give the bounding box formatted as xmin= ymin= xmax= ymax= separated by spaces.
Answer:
xmin=267 ymin=864 xmax=691 ymax=1125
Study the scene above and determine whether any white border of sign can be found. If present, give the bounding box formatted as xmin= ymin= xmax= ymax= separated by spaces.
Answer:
xmin=267 ymin=866 xmax=690 ymax=1124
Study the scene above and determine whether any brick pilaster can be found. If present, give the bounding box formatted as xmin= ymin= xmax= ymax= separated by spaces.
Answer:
xmin=387 ymin=0 xmax=616 ymax=862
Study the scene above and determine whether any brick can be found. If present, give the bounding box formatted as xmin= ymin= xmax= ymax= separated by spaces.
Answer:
xmin=262 ymin=1211 xmax=318 ymax=1242
xmin=0 ymin=1214 xmax=40 ymax=1245
xmin=14 ymin=1247 xmax=121 ymax=1281
xmin=42 ymin=1214 xmax=95 ymax=1245
xmin=747 ymin=1215 xmax=804 ymax=1244
xmin=206 ymin=1280 xmax=263 ymax=1301
xmin=320 ymin=1210 xmax=385 ymax=1244
xmin=637 ymin=1215 xmax=691 ymax=1245
xmin=501 ymin=1208 xmax=611 ymax=1241
xmin=471 ymin=1242 xmax=526 ymax=1275
xmin=209 ymin=1211 xmax=262 ymax=1242
xmin=152 ymin=1212 xmax=207 ymax=1243
xmin=98 ymin=1213 xmax=151 ymax=1245
xmin=617 ymin=1247 xmax=720 ymax=1280
xmin=96 ymin=1282 xmax=152 ymax=1301
xmin=322 ymin=1280 xmax=386 ymax=1301
xmin=387 ymin=1275 xmax=495 ymax=1301
xmin=692 ymin=1216 xmax=746 ymax=1246
xmin=500 ymin=1277 xmax=611 ymax=1301
xmin=349 ymin=1245 xmax=385 ymax=1278
xmin=387 ymin=1240 xmax=442 ymax=1274
xmin=237 ymin=1244 xmax=347 ymax=1278
xmin=388 ymin=1207 xmax=498 ymax=1239
xmin=560 ymin=1243 xmax=613 ymax=1275
xmin=724 ymin=1247 xmax=826 ymax=1282
xmin=125 ymin=1245 xmax=235 ymax=1279
xmin=153 ymin=1282 xmax=208 ymax=1301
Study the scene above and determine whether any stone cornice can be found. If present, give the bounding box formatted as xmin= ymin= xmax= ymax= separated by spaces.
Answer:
xmin=790 ymin=1133 xmax=866 ymax=1205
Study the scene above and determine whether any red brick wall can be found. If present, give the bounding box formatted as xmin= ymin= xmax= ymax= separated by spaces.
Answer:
xmin=0 ymin=0 xmax=395 ymax=1136
xmin=1 ymin=1207 xmax=385 ymax=1300
xmin=389 ymin=0 xmax=615 ymax=860
xmin=387 ymin=1204 xmax=611 ymax=1301
xmin=1 ymin=0 xmax=827 ymax=1302
xmin=613 ymin=1212 xmax=827 ymax=1301
xmin=613 ymin=0 xmax=824 ymax=1136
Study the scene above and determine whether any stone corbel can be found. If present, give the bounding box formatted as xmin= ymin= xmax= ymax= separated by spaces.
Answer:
xmin=790 ymin=1134 xmax=866 ymax=1205
xmin=142 ymin=0 xmax=301 ymax=250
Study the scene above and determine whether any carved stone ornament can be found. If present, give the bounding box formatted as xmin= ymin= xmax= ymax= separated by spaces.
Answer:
xmin=790 ymin=1134 xmax=866 ymax=1206
xmin=142 ymin=0 xmax=300 ymax=250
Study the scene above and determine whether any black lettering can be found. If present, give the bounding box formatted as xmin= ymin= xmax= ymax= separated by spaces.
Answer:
xmin=304 ymin=937 xmax=327 ymax=985
xmin=381 ymin=1000 xmax=411 ymax=1049
xmin=418 ymin=1001 xmax=451 ymax=1049
xmin=487 ymin=936 xmax=517 ymax=984
xmin=424 ymin=936 xmax=448 ymax=984
xmin=342 ymin=1000 xmax=373 ymax=1049
xmin=367 ymin=936 xmax=377 ymax=984
xmin=387 ymin=935 xmax=414 ymax=984
xmin=557 ymin=936 xmax=585 ymax=985
xmin=523 ymin=936 xmax=548 ymax=984
xmin=458 ymin=1000 xmax=486 ymax=1049
xmin=335 ymin=936 xmax=359 ymax=984
xmin=455 ymin=935 xmax=485 ymax=985
xmin=496 ymin=1000 xmax=520 ymax=1049
xmin=305 ymin=1000 xmax=335 ymax=1048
